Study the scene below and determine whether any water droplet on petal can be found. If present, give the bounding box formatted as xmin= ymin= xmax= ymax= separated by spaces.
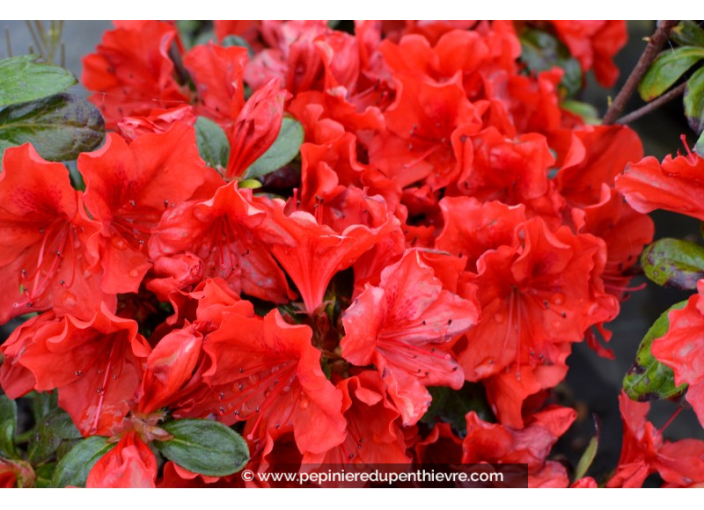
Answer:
xmin=551 ymin=293 xmax=565 ymax=306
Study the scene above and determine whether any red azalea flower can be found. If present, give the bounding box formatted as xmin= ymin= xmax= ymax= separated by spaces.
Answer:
xmin=257 ymin=192 xmax=398 ymax=313
xmin=558 ymin=124 xmax=643 ymax=208
xmin=149 ymin=182 xmax=294 ymax=303
xmin=463 ymin=405 xmax=576 ymax=487
xmin=368 ymin=73 xmax=484 ymax=190
xmin=550 ymin=20 xmax=627 ymax=88
xmin=607 ymin=393 xmax=704 ymax=487
xmin=0 ymin=311 xmax=61 ymax=398
xmin=183 ymin=43 xmax=248 ymax=126
xmin=651 ymin=280 xmax=704 ymax=427
xmin=184 ymin=310 xmax=346 ymax=459
xmin=9 ymin=304 xmax=150 ymax=436
xmin=225 ymin=80 xmax=286 ymax=179
xmin=137 ymin=325 xmax=204 ymax=415
xmin=117 ymin=105 xmax=197 ymax=141
xmin=482 ymin=342 xmax=571 ymax=428
xmin=79 ymin=123 xmax=211 ymax=295
xmin=452 ymin=128 xmax=560 ymax=220
xmin=0 ymin=144 xmax=108 ymax=324
xmin=83 ymin=21 xmax=189 ymax=128
xmin=616 ymin=143 xmax=704 ymax=222
xmin=341 ymin=250 xmax=479 ymax=425
xmin=456 ymin=216 xmax=617 ymax=384
xmin=308 ymin=371 xmax=410 ymax=466
xmin=86 ymin=431 xmax=158 ymax=488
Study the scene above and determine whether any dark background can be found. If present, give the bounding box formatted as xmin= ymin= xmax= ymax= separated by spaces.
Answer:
xmin=1 ymin=20 xmax=701 ymax=481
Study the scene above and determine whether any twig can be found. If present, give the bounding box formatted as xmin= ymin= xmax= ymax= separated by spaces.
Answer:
xmin=24 ymin=20 xmax=43 ymax=57
xmin=603 ymin=20 xmax=680 ymax=125
xmin=616 ymin=82 xmax=687 ymax=124
xmin=5 ymin=28 xmax=12 ymax=57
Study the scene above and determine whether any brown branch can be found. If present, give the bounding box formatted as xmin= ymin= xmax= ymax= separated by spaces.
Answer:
xmin=616 ymin=81 xmax=687 ymax=125
xmin=602 ymin=20 xmax=680 ymax=125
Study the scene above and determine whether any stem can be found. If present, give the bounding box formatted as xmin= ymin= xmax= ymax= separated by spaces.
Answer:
xmin=602 ymin=20 xmax=679 ymax=125
xmin=616 ymin=81 xmax=687 ymax=124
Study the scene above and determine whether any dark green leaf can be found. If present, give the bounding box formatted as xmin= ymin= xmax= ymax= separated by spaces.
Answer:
xmin=51 ymin=436 xmax=115 ymax=488
xmin=221 ymin=35 xmax=254 ymax=58
xmin=623 ymin=301 xmax=688 ymax=402
xmin=28 ymin=407 xmax=82 ymax=464
xmin=519 ymin=29 xmax=582 ymax=97
xmin=34 ymin=463 xmax=56 ymax=488
xmin=685 ymin=66 xmax=704 ymax=134
xmin=30 ymin=391 xmax=58 ymax=423
xmin=671 ymin=21 xmax=704 ymax=48
xmin=195 ymin=116 xmax=230 ymax=171
xmin=639 ymin=47 xmax=704 ymax=101
xmin=0 ymin=393 xmax=18 ymax=459
xmin=155 ymin=418 xmax=249 ymax=477
xmin=0 ymin=93 xmax=105 ymax=162
xmin=0 ymin=55 xmax=76 ymax=107
xmin=421 ymin=383 xmax=494 ymax=436
xmin=243 ymin=117 xmax=304 ymax=179
xmin=641 ymin=238 xmax=704 ymax=289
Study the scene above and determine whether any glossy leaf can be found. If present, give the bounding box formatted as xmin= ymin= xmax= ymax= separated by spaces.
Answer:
xmin=639 ymin=47 xmax=704 ymax=101
xmin=51 ymin=436 xmax=115 ymax=488
xmin=641 ymin=238 xmax=704 ymax=289
xmin=0 ymin=93 xmax=105 ymax=162
xmin=243 ymin=117 xmax=304 ymax=179
xmin=28 ymin=407 xmax=82 ymax=464
xmin=195 ymin=116 xmax=230 ymax=171
xmin=155 ymin=418 xmax=249 ymax=477
xmin=671 ymin=21 xmax=704 ymax=48
xmin=519 ymin=29 xmax=582 ymax=97
xmin=0 ymin=394 xmax=18 ymax=459
xmin=0 ymin=55 xmax=76 ymax=107
xmin=685 ymin=66 xmax=704 ymax=134
xmin=623 ymin=301 xmax=689 ymax=402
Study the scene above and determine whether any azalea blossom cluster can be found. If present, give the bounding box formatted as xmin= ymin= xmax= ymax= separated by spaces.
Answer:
xmin=0 ymin=20 xmax=690 ymax=488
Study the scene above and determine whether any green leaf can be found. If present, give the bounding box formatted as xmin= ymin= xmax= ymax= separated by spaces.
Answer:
xmin=51 ymin=436 xmax=115 ymax=488
xmin=685 ymin=66 xmax=704 ymax=134
xmin=0 ymin=55 xmax=76 ymax=107
xmin=0 ymin=93 xmax=105 ymax=162
xmin=0 ymin=393 xmax=18 ymax=459
xmin=28 ymin=407 xmax=82 ymax=464
xmin=561 ymin=100 xmax=600 ymax=125
xmin=155 ymin=418 xmax=249 ymax=477
xmin=639 ymin=47 xmax=704 ymax=101
xmin=221 ymin=35 xmax=254 ymax=58
xmin=243 ymin=117 xmax=304 ymax=179
xmin=671 ymin=21 xmax=704 ymax=48
xmin=641 ymin=238 xmax=704 ymax=289
xmin=697 ymin=129 xmax=704 ymax=155
xmin=421 ymin=383 xmax=494 ymax=435
xmin=519 ymin=29 xmax=582 ymax=97
xmin=623 ymin=301 xmax=689 ymax=402
xmin=574 ymin=434 xmax=599 ymax=480
xmin=195 ymin=116 xmax=230 ymax=171
xmin=30 ymin=391 xmax=58 ymax=423
xmin=34 ymin=463 xmax=56 ymax=488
